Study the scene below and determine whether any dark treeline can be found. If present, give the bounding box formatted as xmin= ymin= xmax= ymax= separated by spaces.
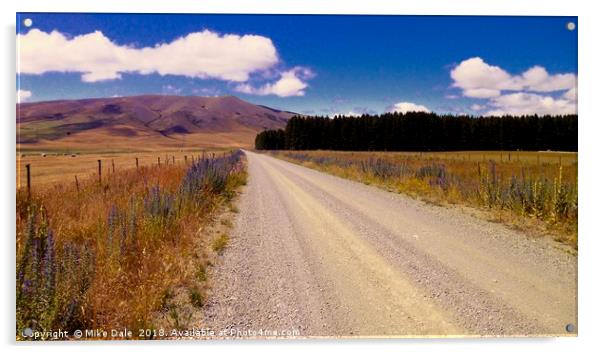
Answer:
xmin=255 ymin=112 xmax=577 ymax=151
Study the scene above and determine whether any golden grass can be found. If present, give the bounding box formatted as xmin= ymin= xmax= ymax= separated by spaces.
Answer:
xmin=16 ymin=151 xmax=246 ymax=338
xmin=17 ymin=149 xmax=234 ymax=188
xmin=211 ymin=233 xmax=229 ymax=254
xmin=17 ymin=129 xmax=257 ymax=153
xmin=290 ymin=150 xmax=577 ymax=165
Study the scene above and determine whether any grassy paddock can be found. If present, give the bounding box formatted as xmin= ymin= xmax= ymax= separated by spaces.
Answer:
xmin=17 ymin=149 xmax=236 ymax=188
xmin=16 ymin=150 xmax=246 ymax=339
xmin=269 ymin=150 xmax=577 ymax=248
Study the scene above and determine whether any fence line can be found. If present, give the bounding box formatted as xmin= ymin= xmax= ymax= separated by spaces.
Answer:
xmin=19 ymin=151 xmax=233 ymax=192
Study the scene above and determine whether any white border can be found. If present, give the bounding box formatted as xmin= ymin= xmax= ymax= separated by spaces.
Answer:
xmin=8 ymin=0 xmax=582 ymax=16
xmin=3 ymin=1 xmax=600 ymax=353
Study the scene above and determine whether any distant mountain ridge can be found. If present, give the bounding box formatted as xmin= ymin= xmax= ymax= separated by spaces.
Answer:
xmin=17 ymin=95 xmax=295 ymax=150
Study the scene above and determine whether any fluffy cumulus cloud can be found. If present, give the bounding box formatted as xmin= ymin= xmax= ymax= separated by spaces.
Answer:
xmin=485 ymin=92 xmax=576 ymax=116
xmin=451 ymin=57 xmax=577 ymax=115
xmin=234 ymin=67 xmax=314 ymax=97
xmin=18 ymin=29 xmax=278 ymax=82
xmin=451 ymin=57 xmax=576 ymax=97
xmin=451 ymin=58 xmax=515 ymax=98
xmin=387 ymin=102 xmax=431 ymax=114
xmin=17 ymin=89 xmax=32 ymax=103
xmin=519 ymin=66 xmax=576 ymax=92
xmin=17 ymin=29 xmax=314 ymax=97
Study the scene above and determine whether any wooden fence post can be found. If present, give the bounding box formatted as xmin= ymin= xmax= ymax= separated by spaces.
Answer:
xmin=136 ymin=157 xmax=139 ymax=170
xmin=98 ymin=160 xmax=102 ymax=184
xmin=158 ymin=157 xmax=161 ymax=166
xmin=172 ymin=156 xmax=175 ymax=164
xmin=184 ymin=155 xmax=187 ymax=164
xmin=112 ymin=159 xmax=115 ymax=174
xmin=75 ymin=175 xmax=80 ymax=192
xmin=26 ymin=164 xmax=31 ymax=197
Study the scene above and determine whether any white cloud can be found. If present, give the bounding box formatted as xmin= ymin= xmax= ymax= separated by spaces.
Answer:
xmin=451 ymin=57 xmax=576 ymax=98
xmin=485 ymin=92 xmax=576 ymax=116
xmin=17 ymin=89 xmax=32 ymax=103
xmin=451 ymin=57 xmax=577 ymax=116
xmin=563 ymin=87 xmax=577 ymax=101
xmin=451 ymin=57 xmax=515 ymax=98
xmin=162 ymin=84 xmax=182 ymax=95
xmin=329 ymin=111 xmax=362 ymax=118
xmin=17 ymin=29 xmax=279 ymax=83
xmin=388 ymin=102 xmax=431 ymax=114
xmin=234 ymin=67 xmax=314 ymax=97
xmin=463 ymin=88 xmax=502 ymax=99
xmin=192 ymin=87 xmax=221 ymax=96
xmin=519 ymin=66 xmax=576 ymax=92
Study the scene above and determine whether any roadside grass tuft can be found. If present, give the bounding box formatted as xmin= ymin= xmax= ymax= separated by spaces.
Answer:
xmin=212 ymin=233 xmax=229 ymax=254
xmin=220 ymin=219 xmax=233 ymax=228
xmin=228 ymin=203 xmax=239 ymax=213
xmin=189 ymin=288 xmax=205 ymax=308
xmin=196 ymin=263 xmax=207 ymax=282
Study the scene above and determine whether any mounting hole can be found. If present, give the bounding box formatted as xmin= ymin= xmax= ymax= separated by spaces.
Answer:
xmin=565 ymin=323 xmax=575 ymax=333
xmin=22 ymin=327 xmax=33 ymax=337
xmin=567 ymin=22 xmax=576 ymax=31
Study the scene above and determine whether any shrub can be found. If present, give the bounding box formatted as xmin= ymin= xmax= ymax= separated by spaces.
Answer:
xmin=17 ymin=204 xmax=95 ymax=334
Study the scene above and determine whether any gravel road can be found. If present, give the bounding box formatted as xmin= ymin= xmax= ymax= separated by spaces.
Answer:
xmin=203 ymin=151 xmax=577 ymax=338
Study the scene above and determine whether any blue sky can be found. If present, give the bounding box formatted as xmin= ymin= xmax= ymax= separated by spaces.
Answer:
xmin=16 ymin=13 xmax=577 ymax=116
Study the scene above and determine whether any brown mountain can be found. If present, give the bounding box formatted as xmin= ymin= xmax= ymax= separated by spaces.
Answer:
xmin=17 ymin=95 xmax=294 ymax=151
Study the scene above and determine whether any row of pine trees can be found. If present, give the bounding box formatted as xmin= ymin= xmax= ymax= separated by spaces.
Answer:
xmin=255 ymin=112 xmax=577 ymax=151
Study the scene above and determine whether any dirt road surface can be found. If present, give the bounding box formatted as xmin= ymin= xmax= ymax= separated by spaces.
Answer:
xmin=203 ymin=151 xmax=577 ymax=337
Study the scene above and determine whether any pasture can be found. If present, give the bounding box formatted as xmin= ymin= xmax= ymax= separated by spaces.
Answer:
xmin=17 ymin=148 xmax=234 ymax=188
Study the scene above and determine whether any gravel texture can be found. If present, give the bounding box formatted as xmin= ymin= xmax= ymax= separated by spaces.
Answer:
xmin=202 ymin=151 xmax=577 ymax=338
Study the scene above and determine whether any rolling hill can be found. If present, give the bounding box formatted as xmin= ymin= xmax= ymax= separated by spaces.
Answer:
xmin=17 ymin=95 xmax=295 ymax=151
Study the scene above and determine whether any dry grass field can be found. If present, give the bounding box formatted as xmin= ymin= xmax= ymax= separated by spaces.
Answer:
xmin=327 ymin=150 xmax=577 ymax=165
xmin=16 ymin=130 xmax=258 ymax=153
xmin=16 ymin=150 xmax=246 ymax=337
xmin=17 ymin=148 xmax=235 ymax=188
